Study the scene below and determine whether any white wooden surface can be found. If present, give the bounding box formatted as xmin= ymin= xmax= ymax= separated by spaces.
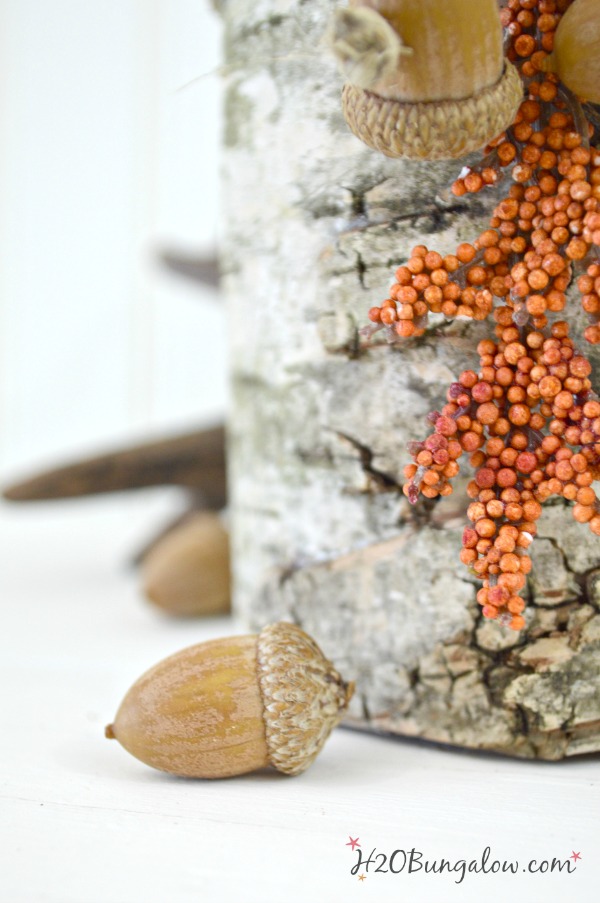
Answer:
xmin=0 ymin=0 xmax=226 ymax=477
xmin=0 ymin=494 xmax=598 ymax=903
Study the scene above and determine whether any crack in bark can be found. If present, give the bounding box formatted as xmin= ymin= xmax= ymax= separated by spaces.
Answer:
xmin=335 ymin=199 xmax=480 ymax=234
xmin=360 ymin=693 xmax=371 ymax=722
xmin=350 ymin=190 xmax=367 ymax=220
xmin=584 ymin=569 xmax=600 ymax=611
xmin=334 ymin=430 xmax=401 ymax=492
xmin=529 ymin=531 xmax=588 ymax=612
xmin=355 ymin=251 xmax=366 ymax=289
xmin=538 ymin=533 xmax=578 ymax=577
xmin=511 ymin=703 xmax=531 ymax=739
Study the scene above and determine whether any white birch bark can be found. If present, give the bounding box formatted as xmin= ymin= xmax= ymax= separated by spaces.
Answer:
xmin=220 ymin=0 xmax=600 ymax=758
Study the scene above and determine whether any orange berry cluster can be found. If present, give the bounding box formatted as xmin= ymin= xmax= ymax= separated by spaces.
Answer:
xmin=451 ymin=114 xmax=600 ymax=337
xmin=403 ymin=315 xmax=600 ymax=628
xmin=368 ymin=126 xmax=600 ymax=340
xmin=367 ymin=0 xmax=600 ymax=345
xmin=369 ymin=1 xmax=600 ymax=628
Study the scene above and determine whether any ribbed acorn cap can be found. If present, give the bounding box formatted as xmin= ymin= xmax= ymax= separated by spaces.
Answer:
xmin=257 ymin=622 xmax=354 ymax=775
xmin=342 ymin=62 xmax=522 ymax=160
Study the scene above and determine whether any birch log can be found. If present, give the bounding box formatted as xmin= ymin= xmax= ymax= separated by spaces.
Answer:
xmin=221 ymin=0 xmax=600 ymax=759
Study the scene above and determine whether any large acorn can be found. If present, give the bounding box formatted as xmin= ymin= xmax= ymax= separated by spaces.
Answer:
xmin=106 ymin=622 xmax=354 ymax=778
xmin=332 ymin=0 xmax=523 ymax=159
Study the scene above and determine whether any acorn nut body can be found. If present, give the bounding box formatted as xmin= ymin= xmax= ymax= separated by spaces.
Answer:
xmin=333 ymin=0 xmax=523 ymax=159
xmin=106 ymin=622 xmax=354 ymax=778
xmin=544 ymin=0 xmax=600 ymax=104
xmin=141 ymin=512 xmax=231 ymax=617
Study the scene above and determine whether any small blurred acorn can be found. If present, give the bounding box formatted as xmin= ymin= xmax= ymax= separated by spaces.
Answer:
xmin=141 ymin=512 xmax=230 ymax=617
xmin=543 ymin=0 xmax=600 ymax=104
xmin=105 ymin=622 xmax=354 ymax=778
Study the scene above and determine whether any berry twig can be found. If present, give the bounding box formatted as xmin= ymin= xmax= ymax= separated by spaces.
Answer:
xmin=366 ymin=0 xmax=600 ymax=628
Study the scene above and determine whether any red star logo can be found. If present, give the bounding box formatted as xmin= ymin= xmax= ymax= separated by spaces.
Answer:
xmin=346 ymin=836 xmax=361 ymax=851
xmin=570 ymin=851 xmax=582 ymax=862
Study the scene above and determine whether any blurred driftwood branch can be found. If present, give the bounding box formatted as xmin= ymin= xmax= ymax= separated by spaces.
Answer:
xmin=3 ymin=426 xmax=226 ymax=509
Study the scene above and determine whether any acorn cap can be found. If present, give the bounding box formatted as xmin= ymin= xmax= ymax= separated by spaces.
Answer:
xmin=342 ymin=61 xmax=522 ymax=160
xmin=257 ymin=622 xmax=354 ymax=775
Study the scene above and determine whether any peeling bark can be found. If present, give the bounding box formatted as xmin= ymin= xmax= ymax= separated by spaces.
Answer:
xmin=221 ymin=0 xmax=600 ymax=759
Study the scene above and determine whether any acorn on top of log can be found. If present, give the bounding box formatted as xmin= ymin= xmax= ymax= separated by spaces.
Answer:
xmin=543 ymin=0 xmax=600 ymax=104
xmin=332 ymin=0 xmax=523 ymax=159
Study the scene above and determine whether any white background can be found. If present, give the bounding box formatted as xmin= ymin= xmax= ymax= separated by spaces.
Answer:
xmin=0 ymin=3 xmax=599 ymax=902
xmin=0 ymin=0 xmax=226 ymax=479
